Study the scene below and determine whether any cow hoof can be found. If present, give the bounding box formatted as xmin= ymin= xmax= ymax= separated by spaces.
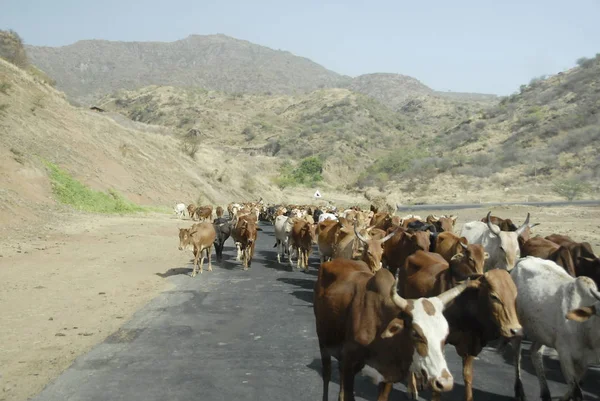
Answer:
xmin=243 ymin=267 xmax=248 ymax=271
xmin=208 ymin=266 xmax=212 ymax=272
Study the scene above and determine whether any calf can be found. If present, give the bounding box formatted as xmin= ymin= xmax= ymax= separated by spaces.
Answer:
xmin=546 ymin=234 xmax=600 ymax=287
xmin=178 ymin=222 xmax=216 ymax=277
xmin=195 ymin=205 xmax=213 ymax=222
xmin=314 ymin=260 xmax=472 ymax=401
xmin=213 ymin=217 xmax=231 ymax=262
xmin=521 ymin=236 xmax=576 ymax=276
xmin=174 ymin=203 xmax=186 ymax=219
xmin=402 ymin=256 xmax=521 ymax=401
xmin=512 ymin=257 xmax=600 ymax=401
xmin=289 ymin=219 xmax=315 ymax=271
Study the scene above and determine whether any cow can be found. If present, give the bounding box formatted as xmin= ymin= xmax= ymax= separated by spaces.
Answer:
xmin=402 ymin=254 xmax=521 ymax=401
xmin=216 ymin=206 xmax=224 ymax=218
xmin=460 ymin=211 xmax=530 ymax=271
xmin=480 ymin=215 xmax=518 ymax=231
xmin=400 ymin=214 xmax=423 ymax=228
xmin=521 ymin=236 xmax=576 ymax=276
xmin=382 ymin=228 xmax=431 ymax=279
xmin=187 ymin=203 xmax=197 ymax=220
xmin=213 ymin=217 xmax=231 ymax=262
xmin=313 ymin=208 xmax=324 ymax=223
xmin=178 ymin=222 xmax=216 ymax=277
xmin=174 ymin=203 xmax=186 ymax=219
xmin=512 ymin=256 xmax=600 ymax=401
xmin=289 ymin=218 xmax=315 ymax=271
xmin=231 ymin=216 xmax=260 ymax=270
xmin=546 ymin=234 xmax=600 ymax=287
xmin=434 ymin=232 xmax=489 ymax=274
xmin=318 ymin=212 xmax=338 ymax=223
xmin=274 ymin=215 xmax=294 ymax=264
xmin=370 ymin=212 xmax=393 ymax=231
xmin=427 ymin=215 xmax=458 ymax=233
xmin=317 ymin=219 xmax=342 ymax=264
xmin=353 ymin=223 xmax=397 ymax=272
xmin=314 ymin=259 xmax=473 ymax=401
xmin=195 ymin=205 xmax=213 ymax=222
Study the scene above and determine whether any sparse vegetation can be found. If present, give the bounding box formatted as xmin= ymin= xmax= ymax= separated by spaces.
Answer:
xmin=275 ymin=157 xmax=324 ymax=188
xmin=0 ymin=29 xmax=28 ymax=69
xmin=45 ymin=161 xmax=145 ymax=213
xmin=0 ymin=81 xmax=12 ymax=94
xmin=552 ymin=178 xmax=591 ymax=201
xmin=0 ymin=103 xmax=8 ymax=115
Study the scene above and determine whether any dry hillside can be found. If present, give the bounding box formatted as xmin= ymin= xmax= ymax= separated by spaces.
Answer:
xmin=0 ymin=58 xmax=360 ymax=232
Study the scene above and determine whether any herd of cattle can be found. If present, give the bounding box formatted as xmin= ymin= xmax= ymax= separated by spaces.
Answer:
xmin=174 ymin=201 xmax=600 ymax=401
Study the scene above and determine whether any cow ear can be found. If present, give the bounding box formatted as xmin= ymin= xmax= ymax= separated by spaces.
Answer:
xmin=381 ymin=318 xmax=405 ymax=339
xmin=484 ymin=252 xmax=490 ymax=260
xmin=566 ymin=306 xmax=596 ymax=322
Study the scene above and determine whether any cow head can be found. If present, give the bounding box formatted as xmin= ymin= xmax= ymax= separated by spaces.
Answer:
xmin=355 ymin=223 xmax=397 ymax=272
xmin=474 ymin=269 xmax=522 ymax=338
xmin=576 ymin=254 xmax=600 ymax=287
xmin=449 ymin=241 xmax=488 ymax=277
xmin=486 ymin=212 xmax=530 ymax=270
xmin=566 ymin=287 xmax=600 ymax=322
xmin=178 ymin=228 xmax=194 ymax=251
xmin=382 ymin=277 xmax=474 ymax=393
xmin=406 ymin=230 xmax=432 ymax=253
xmin=428 ymin=215 xmax=458 ymax=233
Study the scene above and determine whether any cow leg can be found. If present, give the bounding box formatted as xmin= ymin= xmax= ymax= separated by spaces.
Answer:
xmin=530 ymin=342 xmax=551 ymax=401
xmin=407 ymin=373 xmax=418 ymax=400
xmin=319 ymin=346 xmax=331 ymax=401
xmin=558 ymin=354 xmax=584 ymax=401
xmin=462 ymin=354 xmax=475 ymax=401
xmin=207 ymin=246 xmax=213 ymax=272
xmin=276 ymin=240 xmax=281 ymax=264
xmin=198 ymin=248 xmax=205 ymax=275
xmin=236 ymin=243 xmax=242 ymax=261
xmin=376 ymin=382 xmax=392 ymax=401
xmin=513 ymin=337 xmax=526 ymax=401
xmin=191 ymin=248 xmax=200 ymax=277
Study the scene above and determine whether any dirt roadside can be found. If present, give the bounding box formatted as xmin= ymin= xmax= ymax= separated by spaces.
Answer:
xmin=0 ymin=211 xmax=193 ymax=401
xmin=0 ymin=205 xmax=599 ymax=401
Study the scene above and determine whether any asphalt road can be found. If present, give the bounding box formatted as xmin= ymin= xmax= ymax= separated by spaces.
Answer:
xmin=34 ymin=223 xmax=600 ymax=401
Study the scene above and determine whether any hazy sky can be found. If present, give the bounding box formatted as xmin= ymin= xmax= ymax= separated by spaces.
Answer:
xmin=2 ymin=0 xmax=599 ymax=95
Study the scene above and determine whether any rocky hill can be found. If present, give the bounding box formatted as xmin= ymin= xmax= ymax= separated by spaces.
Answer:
xmin=26 ymin=34 xmax=349 ymax=105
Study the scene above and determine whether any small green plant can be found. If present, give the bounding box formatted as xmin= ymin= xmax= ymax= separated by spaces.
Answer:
xmin=10 ymin=148 xmax=24 ymax=164
xmin=0 ymin=103 xmax=8 ymax=115
xmin=45 ymin=161 xmax=145 ymax=213
xmin=552 ymin=178 xmax=590 ymax=201
xmin=0 ymin=82 xmax=11 ymax=95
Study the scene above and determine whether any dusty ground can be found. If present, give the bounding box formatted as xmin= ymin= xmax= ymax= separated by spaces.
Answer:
xmin=1 ymin=204 xmax=599 ymax=401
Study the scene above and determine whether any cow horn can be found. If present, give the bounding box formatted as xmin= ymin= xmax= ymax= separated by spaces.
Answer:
xmin=431 ymin=214 xmax=439 ymax=221
xmin=486 ymin=211 xmax=501 ymax=236
xmin=515 ymin=213 xmax=531 ymax=236
xmin=390 ymin=278 xmax=409 ymax=310
xmin=380 ymin=229 xmax=398 ymax=244
xmin=591 ymin=288 xmax=600 ymax=302
xmin=354 ymin=221 xmax=369 ymax=244
xmin=437 ymin=278 xmax=471 ymax=307
xmin=459 ymin=240 xmax=468 ymax=250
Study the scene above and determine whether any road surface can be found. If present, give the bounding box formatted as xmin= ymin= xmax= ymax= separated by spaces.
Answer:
xmin=33 ymin=223 xmax=600 ymax=401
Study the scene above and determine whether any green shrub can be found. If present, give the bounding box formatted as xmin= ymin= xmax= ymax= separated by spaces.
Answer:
xmin=552 ymin=178 xmax=591 ymax=201
xmin=275 ymin=157 xmax=324 ymax=188
xmin=0 ymin=29 xmax=28 ymax=68
xmin=0 ymin=81 xmax=12 ymax=95
xmin=45 ymin=162 xmax=145 ymax=213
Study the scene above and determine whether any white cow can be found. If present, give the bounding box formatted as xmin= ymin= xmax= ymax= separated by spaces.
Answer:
xmin=512 ymin=256 xmax=600 ymax=401
xmin=318 ymin=212 xmax=338 ymax=223
xmin=460 ymin=211 xmax=529 ymax=271
xmin=174 ymin=203 xmax=186 ymax=219
xmin=274 ymin=215 xmax=294 ymax=264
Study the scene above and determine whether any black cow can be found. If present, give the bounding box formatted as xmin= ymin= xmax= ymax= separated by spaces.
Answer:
xmin=213 ymin=217 xmax=232 ymax=262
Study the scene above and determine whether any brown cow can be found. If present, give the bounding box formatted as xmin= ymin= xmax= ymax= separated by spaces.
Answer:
xmin=178 ymin=222 xmax=216 ymax=277
xmin=216 ymin=206 xmax=224 ymax=218
xmin=383 ymin=228 xmax=431 ymax=278
xmin=314 ymin=259 xmax=472 ymax=401
xmin=480 ymin=215 xmax=518 ymax=231
xmin=195 ymin=205 xmax=213 ymax=222
xmin=316 ymin=219 xmax=342 ymax=264
xmin=231 ymin=216 xmax=260 ymax=270
xmin=353 ymin=223 xmax=397 ymax=272
xmin=427 ymin=215 xmax=458 ymax=233
xmin=521 ymin=236 xmax=576 ymax=276
xmin=370 ymin=212 xmax=393 ymax=231
xmin=289 ymin=218 xmax=315 ymax=271
xmin=187 ymin=204 xmax=197 ymax=220
xmin=402 ymin=259 xmax=522 ymax=401
xmin=434 ymin=232 xmax=488 ymax=276
xmin=545 ymin=234 xmax=600 ymax=286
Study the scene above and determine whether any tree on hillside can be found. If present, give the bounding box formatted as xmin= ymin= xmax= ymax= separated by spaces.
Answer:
xmin=0 ymin=30 xmax=29 ymax=69
xmin=552 ymin=178 xmax=590 ymax=201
